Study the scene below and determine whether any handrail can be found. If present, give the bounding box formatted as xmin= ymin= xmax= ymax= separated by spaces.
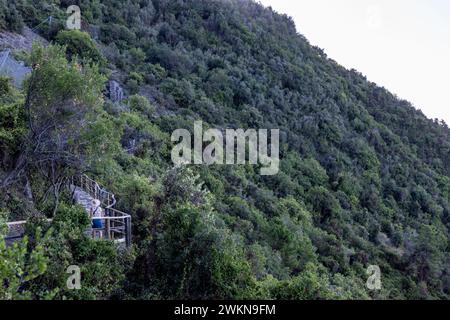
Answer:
xmin=6 ymin=220 xmax=27 ymax=226
xmin=74 ymin=175 xmax=117 ymax=209
xmin=72 ymin=175 xmax=131 ymax=247
xmin=5 ymin=219 xmax=53 ymax=241
xmin=91 ymin=215 xmax=130 ymax=221
xmin=7 ymin=219 xmax=52 ymax=226
xmin=0 ymin=49 xmax=11 ymax=70
xmin=5 ymin=175 xmax=131 ymax=247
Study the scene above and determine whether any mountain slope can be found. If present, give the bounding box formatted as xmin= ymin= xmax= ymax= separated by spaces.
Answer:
xmin=1 ymin=0 xmax=449 ymax=300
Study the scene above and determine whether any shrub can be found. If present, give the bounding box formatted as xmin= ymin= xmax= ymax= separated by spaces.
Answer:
xmin=56 ymin=30 xmax=105 ymax=65
xmin=129 ymin=95 xmax=155 ymax=118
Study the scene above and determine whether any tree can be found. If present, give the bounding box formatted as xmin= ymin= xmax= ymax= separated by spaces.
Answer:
xmin=0 ymin=77 xmax=26 ymax=165
xmin=128 ymin=95 xmax=155 ymax=119
xmin=0 ymin=44 xmax=105 ymax=214
xmin=24 ymin=204 xmax=130 ymax=300
xmin=267 ymin=263 xmax=334 ymax=300
xmin=0 ymin=1 xmax=24 ymax=32
xmin=55 ymin=30 xmax=105 ymax=65
xmin=0 ymin=211 xmax=48 ymax=300
xmin=406 ymin=224 xmax=447 ymax=295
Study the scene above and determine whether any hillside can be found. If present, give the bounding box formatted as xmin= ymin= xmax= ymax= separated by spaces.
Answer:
xmin=0 ymin=0 xmax=449 ymax=300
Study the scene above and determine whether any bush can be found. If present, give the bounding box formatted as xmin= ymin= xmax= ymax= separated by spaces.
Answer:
xmin=126 ymin=72 xmax=145 ymax=94
xmin=0 ymin=1 xmax=24 ymax=32
xmin=26 ymin=204 xmax=130 ymax=300
xmin=129 ymin=95 xmax=155 ymax=118
xmin=55 ymin=30 xmax=105 ymax=65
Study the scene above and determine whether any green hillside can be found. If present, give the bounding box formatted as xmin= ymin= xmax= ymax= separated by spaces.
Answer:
xmin=0 ymin=0 xmax=449 ymax=300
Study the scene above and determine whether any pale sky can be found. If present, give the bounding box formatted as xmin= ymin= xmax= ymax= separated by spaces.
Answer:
xmin=258 ymin=0 xmax=450 ymax=124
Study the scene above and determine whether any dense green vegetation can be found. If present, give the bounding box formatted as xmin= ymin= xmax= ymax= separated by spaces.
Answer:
xmin=1 ymin=0 xmax=449 ymax=300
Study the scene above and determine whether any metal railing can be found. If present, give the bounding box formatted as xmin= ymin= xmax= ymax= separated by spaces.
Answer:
xmin=5 ymin=220 xmax=27 ymax=242
xmin=5 ymin=219 xmax=52 ymax=242
xmin=72 ymin=174 xmax=117 ymax=209
xmin=71 ymin=175 xmax=131 ymax=247
xmin=91 ymin=208 xmax=132 ymax=247
xmin=0 ymin=49 xmax=11 ymax=70
xmin=4 ymin=175 xmax=132 ymax=247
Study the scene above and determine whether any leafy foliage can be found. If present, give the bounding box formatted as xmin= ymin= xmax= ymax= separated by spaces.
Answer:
xmin=0 ymin=211 xmax=48 ymax=300
xmin=55 ymin=30 xmax=106 ymax=65
xmin=1 ymin=0 xmax=449 ymax=300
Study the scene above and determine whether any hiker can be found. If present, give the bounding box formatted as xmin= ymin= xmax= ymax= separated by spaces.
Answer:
xmin=90 ymin=199 xmax=104 ymax=239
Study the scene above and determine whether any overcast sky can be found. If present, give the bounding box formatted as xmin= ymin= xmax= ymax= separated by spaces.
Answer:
xmin=258 ymin=0 xmax=450 ymax=124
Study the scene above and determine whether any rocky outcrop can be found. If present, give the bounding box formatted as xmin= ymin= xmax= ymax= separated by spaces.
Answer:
xmin=109 ymin=80 xmax=125 ymax=103
xmin=0 ymin=26 xmax=48 ymax=52
xmin=0 ymin=49 xmax=31 ymax=88
xmin=0 ymin=26 xmax=48 ymax=88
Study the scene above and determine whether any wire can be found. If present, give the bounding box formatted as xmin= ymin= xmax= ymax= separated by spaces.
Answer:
xmin=30 ymin=14 xmax=95 ymax=33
